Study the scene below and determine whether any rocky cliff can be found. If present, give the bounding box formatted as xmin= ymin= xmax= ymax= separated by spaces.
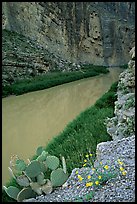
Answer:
xmin=93 ymin=46 xmax=135 ymax=201
xmin=2 ymin=2 xmax=135 ymax=66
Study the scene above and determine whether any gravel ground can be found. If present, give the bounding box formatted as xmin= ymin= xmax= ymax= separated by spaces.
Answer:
xmin=24 ymin=135 xmax=135 ymax=202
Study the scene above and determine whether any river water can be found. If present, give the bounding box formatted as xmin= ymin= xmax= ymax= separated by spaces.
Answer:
xmin=2 ymin=68 xmax=123 ymax=185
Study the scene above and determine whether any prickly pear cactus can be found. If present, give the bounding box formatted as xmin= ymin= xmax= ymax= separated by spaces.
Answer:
xmin=8 ymin=167 xmax=16 ymax=179
xmin=36 ymin=151 xmax=49 ymax=162
xmin=3 ymin=186 xmax=20 ymax=200
xmin=30 ymin=182 xmax=42 ymax=195
xmin=17 ymin=187 xmax=36 ymax=202
xmin=36 ymin=146 xmax=44 ymax=156
xmin=25 ymin=160 xmax=41 ymax=178
xmin=39 ymin=161 xmax=47 ymax=173
xmin=41 ymin=179 xmax=53 ymax=194
xmin=4 ymin=153 xmax=68 ymax=201
xmin=46 ymin=155 xmax=59 ymax=170
xmin=62 ymin=156 xmax=67 ymax=174
xmin=16 ymin=175 xmax=30 ymax=187
xmin=50 ymin=168 xmax=68 ymax=187
xmin=15 ymin=159 xmax=27 ymax=171
xmin=37 ymin=172 xmax=46 ymax=185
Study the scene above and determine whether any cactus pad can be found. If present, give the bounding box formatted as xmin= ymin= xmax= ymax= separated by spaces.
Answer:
xmin=40 ymin=161 xmax=47 ymax=173
xmin=36 ymin=146 xmax=44 ymax=156
xmin=15 ymin=159 xmax=27 ymax=171
xmin=16 ymin=175 xmax=30 ymax=187
xmin=46 ymin=156 xmax=59 ymax=170
xmin=36 ymin=151 xmax=49 ymax=162
xmin=4 ymin=186 xmax=20 ymax=200
xmin=30 ymin=182 xmax=42 ymax=195
xmin=25 ymin=160 xmax=41 ymax=178
xmin=41 ymin=179 xmax=53 ymax=194
xmin=50 ymin=168 xmax=68 ymax=187
xmin=17 ymin=187 xmax=36 ymax=202
xmin=37 ymin=172 xmax=46 ymax=185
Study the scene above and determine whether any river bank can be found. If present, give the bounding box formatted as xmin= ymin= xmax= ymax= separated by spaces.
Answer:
xmin=2 ymin=64 xmax=109 ymax=97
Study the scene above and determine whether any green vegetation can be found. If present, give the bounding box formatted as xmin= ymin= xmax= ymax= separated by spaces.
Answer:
xmin=120 ymin=64 xmax=128 ymax=69
xmin=2 ymin=65 xmax=109 ymax=97
xmin=3 ymin=153 xmax=68 ymax=202
xmin=32 ymin=81 xmax=118 ymax=174
xmin=2 ymin=81 xmax=118 ymax=202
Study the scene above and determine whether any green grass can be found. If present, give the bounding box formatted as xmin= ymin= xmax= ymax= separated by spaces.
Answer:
xmin=2 ymin=81 xmax=118 ymax=202
xmin=32 ymin=81 xmax=118 ymax=174
xmin=2 ymin=65 xmax=109 ymax=97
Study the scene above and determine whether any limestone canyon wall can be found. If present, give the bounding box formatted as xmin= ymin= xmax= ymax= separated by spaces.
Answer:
xmin=2 ymin=2 xmax=135 ymax=66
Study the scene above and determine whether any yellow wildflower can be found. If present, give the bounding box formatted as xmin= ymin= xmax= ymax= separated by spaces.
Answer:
xmin=87 ymin=175 xmax=91 ymax=179
xmin=92 ymin=168 xmax=95 ymax=171
xmin=83 ymin=163 xmax=86 ymax=167
xmin=79 ymin=177 xmax=83 ymax=181
xmin=120 ymin=167 xmax=124 ymax=171
xmin=75 ymin=170 xmax=78 ymax=174
xmin=86 ymin=182 xmax=93 ymax=187
xmin=95 ymin=180 xmax=99 ymax=185
xmin=78 ymin=175 xmax=83 ymax=181
xmin=117 ymin=159 xmax=123 ymax=165
xmin=85 ymin=154 xmax=89 ymax=158
xmin=122 ymin=171 xmax=127 ymax=176
xmin=100 ymin=161 xmax=102 ymax=165
xmin=98 ymin=175 xmax=102 ymax=179
xmin=90 ymin=153 xmax=93 ymax=156
xmin=104 ymin=165 xmax=109 ymax=170
xmin=84 ymin=159 xmax=87 ymax=162
xmin=119 ymin=162 xmax=123 ymax=165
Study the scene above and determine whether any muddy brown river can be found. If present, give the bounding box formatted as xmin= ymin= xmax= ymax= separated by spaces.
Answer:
xmin=2 ymin=68 xmax=123 ymax=185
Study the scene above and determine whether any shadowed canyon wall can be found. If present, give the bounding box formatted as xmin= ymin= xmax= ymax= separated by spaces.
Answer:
xmin=2 ymin=2 xmax=135 ymax=66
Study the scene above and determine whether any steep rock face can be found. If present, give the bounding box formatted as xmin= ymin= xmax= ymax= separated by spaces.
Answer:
xmin=106 ymin=46 xmax=135 ymax=140
xmin=2 ymin=2 xmax=135 ymax=66
xmin=93 ymin=47 xmax=135 ymax=201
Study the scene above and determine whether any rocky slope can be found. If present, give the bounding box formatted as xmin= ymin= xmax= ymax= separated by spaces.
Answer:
xmin=2 ymin=2 xmax=135 ymax=65
xmin=23 ymin=48 xmax=135 ymax=202
xmin=2 ymin=29 xmax=80 ymax=87
xmin=91 ymin=46 xmax=135 ymax=202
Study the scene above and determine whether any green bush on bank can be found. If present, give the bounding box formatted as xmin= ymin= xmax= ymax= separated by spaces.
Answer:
xmin=119 ymin=64 xmax=128 ymax=69
xmin=2 ymin=65 xmax=109 ymax=97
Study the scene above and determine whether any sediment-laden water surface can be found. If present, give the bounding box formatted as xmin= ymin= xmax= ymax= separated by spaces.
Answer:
xmin=2 ymin=68 xmax=123 ymax=185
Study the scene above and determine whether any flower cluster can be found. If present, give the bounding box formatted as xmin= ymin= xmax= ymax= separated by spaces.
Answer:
xmin=75 ymin=153 xmax=127 ymax=193
xmin=117 ymin=159 xmax=127 ymax=176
